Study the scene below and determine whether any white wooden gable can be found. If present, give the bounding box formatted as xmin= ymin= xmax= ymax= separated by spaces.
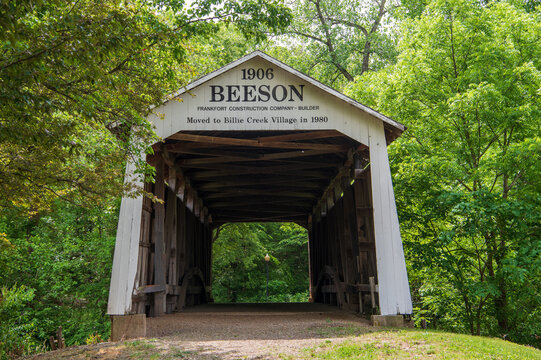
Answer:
xmin=149 ymin=51 xmax=404 ymax=143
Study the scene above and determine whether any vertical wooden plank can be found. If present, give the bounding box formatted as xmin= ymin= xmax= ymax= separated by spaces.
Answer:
xmin=175 ymin=192 xmax=187 ymax=310
xmin=152 ymin=155 xmax=166 ymax=316
xmin=107 ymin=159 xmax=144 ymax=315
xmin=342 ymin=181 xmax=358 ymax=290
xmin=363 ymin=173 xmax=378 ymax=278
xmin=336 ymin=199 xmax=348 ymax=284
xmin=164 ymin=170 xmax=178 ymax=312
xmin=177 ymin=188 xmax=187 ymax=282
xmin=368 ymin=119 xmax=412 ymax=315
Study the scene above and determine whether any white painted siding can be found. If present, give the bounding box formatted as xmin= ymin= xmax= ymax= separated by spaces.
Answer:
xmin=368 ymin=119 xmax=413 ymax=315
xmin=150 ymin=57 xmax=370 ymax=146
xmin=107 ymin=160 xmax=144 ymax=315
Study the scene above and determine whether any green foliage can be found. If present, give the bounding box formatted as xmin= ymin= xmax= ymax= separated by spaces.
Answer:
xmin=0 ymin=5 xmax=290 ymax=354
xmin=347 ymin=0 xmax=540 ymax=346
xmin=0 ymin=285 xmax=38 ymax=359
xmin=2 ymin=0 xmax=540 ymax=356
xmin=0 ymin=0 xmax=291 ymax=213
xmin=212 ymin=223 xmax=309 ymax=303
xmin=0 ymin=200 xmax=119 ymax=353
xmin=270 ymin=0 xmax=397 ymax=89
xmin=185 ymin=24 xmax=260 ymax=79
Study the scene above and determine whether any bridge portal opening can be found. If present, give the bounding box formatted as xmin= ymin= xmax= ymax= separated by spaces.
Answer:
xmin=129 ymin=130 xmax=380 ymax=317
xmin=211 ymin=222 xmax=309 ymax=304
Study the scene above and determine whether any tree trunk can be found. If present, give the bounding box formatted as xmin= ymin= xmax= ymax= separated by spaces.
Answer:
xmin=362 ymin=41 xmax=371 ymax=74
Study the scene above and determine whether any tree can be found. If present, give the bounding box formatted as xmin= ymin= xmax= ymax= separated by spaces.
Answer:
xmin=276 ymin=0 xmax=397 ymax=88
xmin=212 ymin=223 xmax=309 ymax=303
xmin=0 ymin=0 xmax=291 ymax=213
xmin=0 ymin=199 xmax=120 ymax=353
xmin=347 ymin=0 xmax=540 ymax=345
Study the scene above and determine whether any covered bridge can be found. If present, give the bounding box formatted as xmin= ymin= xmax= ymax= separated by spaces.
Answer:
xmin=107 ymin=51 xmax=412 ymax=338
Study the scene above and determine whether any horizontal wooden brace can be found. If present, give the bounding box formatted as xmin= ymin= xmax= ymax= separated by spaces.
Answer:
xmin=137 ymin=284 xmax=165 ymax=294
xmin=169 ymin=133 xmax=349 ymax=152
xmin=185 ymin=164 xmax=338 ymax=179
xmin=205 ymin=189 xmax=316 ymax=200
xmin=179 ymin=161 xmax=339 ymax=172
xmin=190 ymin=169 xmax=332 ymax=180
xmin=256 ymin=130 xmax=343 ymax=143
xmin=178 ymin=149 xmax=340 ymax=165
xmin=347 ymin=283 xmax=379 ymax=293
xmin=207 ymin=199 xmax=313 ymax=209
xmin=213 ymin=213 xmax=307 ymax=222
xmin=197 ymin=178 xmax=326 ymax=191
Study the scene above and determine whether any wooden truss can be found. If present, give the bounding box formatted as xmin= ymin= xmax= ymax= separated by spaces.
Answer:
xmin=132 ymin=130 xmax=380 ymax=315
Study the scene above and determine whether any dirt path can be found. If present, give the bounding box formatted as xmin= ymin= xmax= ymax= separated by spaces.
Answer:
xmin=26 ymin=303 xmax=377 ymax=360
xmin=146 ymin=303 xmax=374 ymax=359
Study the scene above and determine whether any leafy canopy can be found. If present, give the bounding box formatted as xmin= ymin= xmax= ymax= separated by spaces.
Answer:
xmin=271 ymin=0 xmax=397 ymax=89
xmin=347 ymin=0 xmax=540 ymax=344
xmin=0 ymin=0 xmax=291 ymax=213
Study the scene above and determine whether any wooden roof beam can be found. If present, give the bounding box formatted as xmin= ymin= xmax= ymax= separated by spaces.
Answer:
xmin=189 ymin=169 xmax=332 ymax=180
xmin=197 ymin=179 xmax=325 ymax=191
xmin=178 ymin=149 xmax=342 ymax=165
xmin=179 ymin=161 xmax=339 ymax=172
xmin=212 ymin=213 xmax=308 ymax=222
xmin=168 ymin=133 xmax=349 ymax=152
xmin=256 ymin=130 xmax=343 ymax=142
xmin=207 ymin=199 xmax=313 ymax=208
xmin=212 ymin=208 xmax=309 ymax=215
xmin=205 ymin=189 xmax=316 ymax=200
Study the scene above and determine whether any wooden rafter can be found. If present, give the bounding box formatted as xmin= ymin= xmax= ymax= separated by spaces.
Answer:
xmin=212 ymin=213 xmax=307 ymax=222
xmin=256 ymin=130 xmax=342 ymax=142
xmin=212 ymin=207 xmax=309 ymax=215
xmin=179 ymin=161 xmax=339 ymax=172
xmin=207 ymin=198 xmax=313 ymax=208
xmin=205 ymin=189 xmax=316 ymax=200
xmin=197 ymin=179 xmax=325 ymax=191
xmin=168 ymin=133 xmax=349 ymax=152
xmin=189 ymin=169 xmax=332 ymax=180
xmin=178 ymin=149 xmax=341 ymax=165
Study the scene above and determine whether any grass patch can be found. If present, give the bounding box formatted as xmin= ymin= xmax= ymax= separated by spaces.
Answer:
xmin=166 ymin=349 xmax=197 ymax=359
xmin=312 ymin=324 xmax=377 ymax=337
xmin=303 ymin=329 xmax=541 ymax=359
xmin=124 ymin=339 xmax=157 ymax=349
xmin=122 ymin=339 xmax=162 ymax=359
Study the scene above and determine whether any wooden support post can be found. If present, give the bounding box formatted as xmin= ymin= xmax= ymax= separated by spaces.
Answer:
xmin=357 ymin=256 xmax=363 ymax=314
xmin=165 ymin=167 xmax=179 ymax=313
xmin=369 ymin=276 xmax=377 ymax=314
xmin=153 ymin=155 xmax=166 ymax=316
